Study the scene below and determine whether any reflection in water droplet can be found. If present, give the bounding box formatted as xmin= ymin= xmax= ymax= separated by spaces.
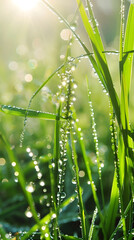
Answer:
xmin=14 ymin=171 xmax=19 ymax=176
xmin=26 ymin=182 xmax=35 ymax=193
xmin=72 ymin=178 xmax=76 ymax=184
xmin=60 ymin=192 xmax=66 ymax=199
xmin=12 ymin=162 xmax=16 ymax=167
xmin=25 ymin=210 xmax=32 ymax=218
xmin=39 ymin=181 xmax=45 ymax=187
xmin=41 ymin=226 xmax=46 ymax=231
xmin=52 ymin=213 xmax=57 ymax=219
xmin=0 ymin=158 xmax=6 ymax=166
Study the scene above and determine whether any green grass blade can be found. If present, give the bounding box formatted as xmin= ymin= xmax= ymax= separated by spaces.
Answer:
xmin=0 ymin=225 xmax=8 ymax=240
xmin=105 ymin=171 xmax=119 ymax=238
xmin=86 ymin=0 xmax=104 ymax=52
xmin=72 ymin=120 xmax=106 ymax=238
xmin=88 ymin=207 xmax=98 ymax=240
xmin=0 ymin=134 xmax=44 ymax=235
xmin=109 ymin=200 xmax=132 ymax=240
xmin=72 ymin=111 xmax=104 ymax=230
xmin=77 ymin=0 xmax=105 ymax=58
xmin=123 ymin=2 xmax=134 ymax=97
xmin=87 ymin=81 xmax=105 ymax=210
xmin=61 ymin=235 xmax=82 ymax=240
xmin=105 ymin=105 xmax=119 ymax=238
xmin=50 ymin=106 xmax=61 ymax=240
xmin=76 ymin=0 xmax=120 ymax=127
xmin=21 ymin=195 xmax=76 ymax=240
xmin=71 ymin=131 xmax=87 ymax=240
xmin=20 ymin=212 xmax=52 ymax=240
xmin=0 ymin=105 xmax=58 ymax=120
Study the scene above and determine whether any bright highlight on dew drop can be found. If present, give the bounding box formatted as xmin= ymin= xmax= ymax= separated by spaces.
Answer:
xmin=13 ymin=0 xmax=39 ymax=11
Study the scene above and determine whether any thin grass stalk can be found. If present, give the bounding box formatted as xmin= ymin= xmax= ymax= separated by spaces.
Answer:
xmin=72 ymin=110 xmax=104 ymax=226
xmin=109 ymin=200 xmax=132 ymax=240
xmin=87 ymin=78 xmax=105 ymax=211
xmin=110 ymin=108 xmax=127 ymax=239
xmin=41 ymin=0 xmax=121 ymax=127
xmin=88 ymin=207 xmax=98 ymax=240
xmin=0 ymin=134 xmax=47 ymax=239
xmin=70 ymin=131 xmax=87 ymax=240
xmin=20 ymin=195 xmax=75 ymax=240
xmin=51 ymin=105 xmax=61 ymax=240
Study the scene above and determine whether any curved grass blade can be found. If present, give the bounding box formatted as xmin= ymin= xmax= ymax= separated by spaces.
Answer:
xmin=76 ymin=0 xmax=120 ymax=126
xmin=41 ymin=0 xmax=121 ymax=130
xmin=0 ymin=105 xmax=58 ymax=120
xmin=21 ymin=195 xmax=76 ymax=240
xmin=0 ymin=134 xmax=45 ymax=237
xmin=123 ymin=1 xmax=134 ymax=98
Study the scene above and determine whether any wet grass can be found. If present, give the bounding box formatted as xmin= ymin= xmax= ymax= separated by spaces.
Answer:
xmin=0 ymin=0 xmax=134 ymax=239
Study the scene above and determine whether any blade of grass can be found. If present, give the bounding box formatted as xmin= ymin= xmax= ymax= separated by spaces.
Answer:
xmin=50 ymin=105 xmax=61 ymax=240
xmin=61 ymin=235 xmax=82 ymax=240
xmin=119 ymin=0 xmax=134 ymax=237
xmin=109 ymin=200 xmax=132 ymax=240
xmin=71 ymin=131 xmax=87 ymax=240
xmin=0 ymin=225 xmax=8 ymax=240
xmin=72 ymin=111 xmax=102 ymax=213
xmin=0 ymin=134 xmax=45 ymax=238
xmin=88 ymin=207 xmax=98 ymax=240
xmin=0 ymin=105 xmax=59 ymax=120
xmin=21 ymin=195 xmax=76 ymax=240
xmin=87 ymin=78 xmax=105 ymax=210
xmin=41 ymin=0 xmax=121 ymax=131
xmin=76 ymin=0 xmax=120 ymax=127
xmin=72 ymin=112 xmax=105 ymax=238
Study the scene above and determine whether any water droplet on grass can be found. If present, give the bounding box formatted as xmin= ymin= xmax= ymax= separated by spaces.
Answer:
xmin=26 ymin=182 xmax=35 ymax=193
xmin=72 ymin=178 xmax=76 ymax=184
xmin=25 ymin=209 xmax=32 ymax=218
xmin=61 ymin=192 xmax=66 ymax=199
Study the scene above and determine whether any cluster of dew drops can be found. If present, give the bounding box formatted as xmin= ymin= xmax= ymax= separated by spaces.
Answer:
xmin=56 ymin=59 xmax=78 ymax=206
xmin=24 ymin=146 xmax=51 ymax=220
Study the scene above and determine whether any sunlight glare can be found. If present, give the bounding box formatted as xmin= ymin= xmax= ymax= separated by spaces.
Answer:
xmin=13 ymin=0 xmax=39 ymax=11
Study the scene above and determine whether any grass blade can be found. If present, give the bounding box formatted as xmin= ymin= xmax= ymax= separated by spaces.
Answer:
xmin=21 ymin=195 xmax=76 ymax=240
xmin=0 ymin=105 xmax=58 ymax=120
xmin=62 ymin=235 xmax=82 ymax=240
xmin=76 ymin=0 xmax=120 ymax=127
xmin=71 ymin=131 xmax=87 ymax=240
xmin=88 ymin=207 xmax=98 ymax=240
xmin=0 ymin=225 xmax=8 ymax=240
xmin=0 ymin=134 xmax=45 ymax=237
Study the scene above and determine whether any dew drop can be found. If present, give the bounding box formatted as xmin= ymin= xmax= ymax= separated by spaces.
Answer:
xmin=39 ymin=181 xmax=45 ymax=187
xmin=26 ymin=182 xmax=35 ymax=193
xmin=25 ymin=210 xmax=32 ymax=218
xmin=72 ymin=178 xmax=76 ymax=184
xmin=12 ymin=162 xmax=16 ymax=167
xmin=60 ymin=192 xmax=66 ymax=199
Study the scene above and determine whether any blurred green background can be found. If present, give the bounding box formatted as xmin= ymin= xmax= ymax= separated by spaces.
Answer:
xmin=0 ymin=0 xmax=134 ymax=238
